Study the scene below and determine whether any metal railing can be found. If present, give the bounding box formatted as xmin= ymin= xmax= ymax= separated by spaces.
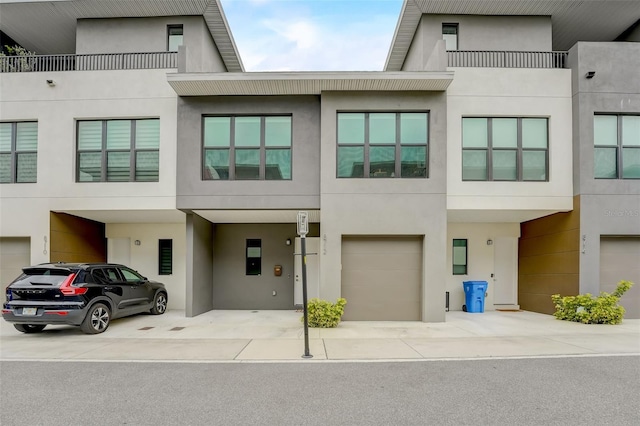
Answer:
xmin=0 ymin=52 xmax=178 ymax=72
xmin=447 ymin=51 xmax=568 ymax=68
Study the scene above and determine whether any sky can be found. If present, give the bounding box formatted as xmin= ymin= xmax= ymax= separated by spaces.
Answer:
xmin=219 ymin=0 xmax=404 ymax=71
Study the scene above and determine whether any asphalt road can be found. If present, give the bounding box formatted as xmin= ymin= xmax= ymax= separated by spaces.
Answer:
xmin=1 ymin=356 xmax=639 ymax=425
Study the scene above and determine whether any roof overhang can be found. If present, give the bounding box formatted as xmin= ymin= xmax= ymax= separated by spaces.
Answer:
xmin=193 ymin=210 xmax=321 ymax=224
xmin=385 ymin=0 xmax=640 ymax=71
xmin=0 ymin=0 xmax=243 ymax=71
xmin=167 ymin=71 xmax=454 ymax=96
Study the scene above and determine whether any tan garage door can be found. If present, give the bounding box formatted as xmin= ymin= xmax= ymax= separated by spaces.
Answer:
xmin=600 ymin=237 xmax=640 ymax=319
xmin=341 ymin=236 xmax=422 ymax=321
xmin=0 ymin=238 xmax=30 ymax=286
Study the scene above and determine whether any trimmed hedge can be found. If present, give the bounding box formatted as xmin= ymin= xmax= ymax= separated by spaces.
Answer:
xmin=551 ymin=280 xmax=634 ymax=324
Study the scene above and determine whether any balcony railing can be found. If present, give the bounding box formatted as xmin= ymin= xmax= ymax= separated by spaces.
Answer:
xmin=447 ymin=51 xmax=568 ymax=69
xmin=0 ymin=52 xmax=178 ymax=72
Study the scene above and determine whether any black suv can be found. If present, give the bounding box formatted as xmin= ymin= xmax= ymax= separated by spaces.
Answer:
xmin=2 ymin=263 xmax=168 ymax=334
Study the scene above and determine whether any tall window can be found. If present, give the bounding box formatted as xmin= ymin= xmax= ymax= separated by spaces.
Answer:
xmin=158 ymin=239 xmax=173 ymax=275
xmin=203 ymin=115 xmax=292 ymax=180
xmin=442 ymin=23 xmax=459 ymax=51
xmin=452 ymin=239 xmax=468 ymax=275
xmin=246 ymin=239 xmax=261 ymax=276
xmin=0 ymin=122 xmax=37 ymax=184
xmin=77 ymin=119 xmax=160 ymax=182
xmin=462 ymin=117 xmax=548 ymax=181
xmin=594 ymin=114 xmax=640 ymax=179
xmin=167 ymin=25 xmax=183 ymax=52
xmin=337 ymin=112 xmax=428 ymax=178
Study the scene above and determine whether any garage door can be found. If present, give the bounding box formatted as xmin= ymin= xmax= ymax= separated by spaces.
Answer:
xmin=341 ymin=236 xmax=422 ymax=321
xmin=600 ymin=237 xmax=640 ymax=319
xmin=0 ymin=238 xmax=30 ymax=286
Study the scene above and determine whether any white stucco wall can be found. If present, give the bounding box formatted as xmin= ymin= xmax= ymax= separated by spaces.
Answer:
xmin=447 ymin=67 xmax=573 ymax=217
xmin=446 ymin=223 xmax=520 ymax=312
xmin=106 ymin=223 xmax=186 ymax=310
xmin=0 ymin=69 xmax=178 ymax=264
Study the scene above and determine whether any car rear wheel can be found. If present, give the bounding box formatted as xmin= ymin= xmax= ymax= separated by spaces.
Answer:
xmin=14 ymin=324 xmax=46 ymax=333
xmin=151 ymin=292 xmax=167 ymax=315
xmin=81 ymin=303 xmax=110 ymax=334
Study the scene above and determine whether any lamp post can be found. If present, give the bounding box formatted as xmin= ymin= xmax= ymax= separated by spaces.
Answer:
xmin=297 ymin=211 xmax=312 ymax=359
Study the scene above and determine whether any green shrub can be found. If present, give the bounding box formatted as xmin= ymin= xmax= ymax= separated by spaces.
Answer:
xmin=551 ymin=280 xmax=634 ymax=324
xmin=302 ymin=298 xmax=347 ymax=328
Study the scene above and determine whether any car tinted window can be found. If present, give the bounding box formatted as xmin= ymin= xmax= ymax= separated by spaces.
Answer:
xmin=11 ymin=268 xmax=72 ymax=286
xmin=92 ymin=269 xmax=110 ymax=284
xmin=120 ymin=267 xmax=143 ymax=282
xmin=104 ymin=268 xmax=121 ymax=282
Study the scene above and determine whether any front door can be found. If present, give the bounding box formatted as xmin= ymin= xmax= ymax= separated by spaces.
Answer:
xmin=493 ymin=237 xmax=518 ymax=305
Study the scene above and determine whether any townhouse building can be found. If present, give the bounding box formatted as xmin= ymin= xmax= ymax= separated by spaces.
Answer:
xmin=1 ymin=0 xmax=638 ymax=322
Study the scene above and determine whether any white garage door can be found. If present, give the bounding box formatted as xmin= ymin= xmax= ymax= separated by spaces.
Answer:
xmin=600 ymin=237 xmax=640 ymax=319
xmin=341 ymin=236 xmax=422 ymax=321
xmin=0 ymin=238 xmax=30 ymax=286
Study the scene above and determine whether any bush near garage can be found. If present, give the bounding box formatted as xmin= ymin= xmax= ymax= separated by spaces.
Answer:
xmin=551 ymin=280 xmax=634 ymax=324
xmin=302 ymin=298 xmax=347 ymax=328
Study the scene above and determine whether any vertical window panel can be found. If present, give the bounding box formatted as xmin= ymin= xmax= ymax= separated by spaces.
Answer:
xmin=15 ymin=122 xmax=38 ymax=151
xmin=522 ymin=118 xmax=548 ymax=148
xmin=522 ymin=151 xmax=547 ymax=181
xmin=107 ymin=151 xmax=130 ymax=182
xmin=337 ymin=146 xmax=364 ymax=178
xmin=337 ymin=113 xmax=365 ymax=145
xmin=158 ymin=239 xmax=173 ymax=275
xmin=16 ymin=153 xmax=37 ymax=183
xmin=106 ymin=120 xmax=131 ymax=150
xmin=78 ymin=121 xmax=103 ymax=150
xmin=442 ymin=23 xmax=458 ymax=51
xmin=265 ymin=117 xmax=291 ymax=147
xmin=400 ymin=113 xmax=428 ymax=145
xmin=0 ymin=123 xmax=12 ymax=152
xmin=369 ymin=146 xmax=395 ymax=177
xmin=78 ymin=152 xmax=102 ymax=182
xmin=1 ymin=121 xmax=38 ymax=184
xmin=168 ymin=25 xmax=183 ymax=52
xmin=135 ymin=151 xmax=159 ymax=181
xmin=594 ymin=147 xmax=618 ymax=179
xmin=204 ymin=149 xmax=230 ymax=180
xmin=0 ymin=153 xmax=11 ymax=183
xmin=492 ymin=150 xmax=517 ymax=180
xmin=462 ymin=118 xmax=488 ymax=148
xmin=246 ymin=239 xmax=261 ymax=276
xmin=462 ymin=150 xmax=487 ymax=180
xmin=265 ymin=149 xmax=291 ymax=180
xmin=235 ymin=117 xmax=261 ymax=147
xmin=622 ymin=148 xmax=640 ymax=178
xmin=235 ymin=149 xmax=260 ymax=180
xmin=369 ymin=113 xmax=396 ymax=145
xmin=401 ymin=146 xmax=427 ymax=178
xmin=135 ymin=119 xmax=160 ymax=149
xmin=204 ymin=117 xmax=231 ymax=147
xmin=622 ymin=116 xmax=640 ymax=146
xmin=594 ymin=115 xmax=618 ymax=146
xmin=492 ymin=118 xmax=517 ymax=148
xmin=452 ymin=239 xmax=467 ymax=275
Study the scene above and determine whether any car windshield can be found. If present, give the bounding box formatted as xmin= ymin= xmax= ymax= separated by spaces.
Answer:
xmin=12 ymin=268 xmax=72 ymax=286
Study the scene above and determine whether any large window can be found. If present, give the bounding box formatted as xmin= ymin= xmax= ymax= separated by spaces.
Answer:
xmin=337 ymin=112 xmax=428 ymax=178
xmin=167 ymin=25 xmax=183 ymax=52
xmin=462 ymin=117 xmax=548 ymax=181
xmin=594 ymin=114 xmax=640 ymax=179
xmin=77 ymin=119 xmax=160 ymax=182
xmin=203 ymin=115 xmax=292 ymax=180
xmin=0 ymin=121 xmax=37 ymax=184
xmin=442 ymin=23 xmax=459 ymax=51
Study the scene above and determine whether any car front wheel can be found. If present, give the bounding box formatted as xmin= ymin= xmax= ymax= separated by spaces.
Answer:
xmin=14 ymin=324 xmax=46 ymax=333
xmin=81 ymin=303 xmax=110 ymax=334
xmin=151 ymin=292 xmax=167 ymax=315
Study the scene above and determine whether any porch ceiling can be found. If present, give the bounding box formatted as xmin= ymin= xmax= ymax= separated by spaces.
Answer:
xmin=56 ymin=209 xmax=186 ymax=224
xmin=447 ymin=209 xmax=565 ymax=223
xmin=167 ymin=71 xmax=454 ymax=95
xmin=193 ymin=210 xmax=321 ymax=224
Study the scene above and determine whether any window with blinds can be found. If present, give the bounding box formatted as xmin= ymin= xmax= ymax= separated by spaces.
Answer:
xmin=77 ymin=118 xmax=159 ymax=182
xmin=0 ymin=121 xmax=38 ymax=184
xmin=158 ymin=239 xmax=173 ymax=275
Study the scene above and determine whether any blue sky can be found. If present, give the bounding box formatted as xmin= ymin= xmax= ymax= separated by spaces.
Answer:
xmin=220 ymin=0 xmax=404 ymax=71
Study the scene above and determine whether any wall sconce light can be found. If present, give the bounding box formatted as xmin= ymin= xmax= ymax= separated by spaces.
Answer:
xmin=285 ymin=238 xmax=291 ymax=246
xmin=46 ymin=79 xmax=56 ymax=86
xmin=134 ymin=240 xmax=141 ymax=246
xmin=486 ymin=239 xmax=493 ymax=246
xmin=585 ymin=71 xmax=596 ymax=79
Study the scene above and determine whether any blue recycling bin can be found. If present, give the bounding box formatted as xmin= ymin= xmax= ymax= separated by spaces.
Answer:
xmin=463 ymin=281 xmax=488 ymax=313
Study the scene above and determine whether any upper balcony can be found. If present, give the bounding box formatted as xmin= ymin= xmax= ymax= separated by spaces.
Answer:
xmin=0 ymin=52 xmax=177 ymax=73
xmin=447 ymin=51 xmax=568 ymax=69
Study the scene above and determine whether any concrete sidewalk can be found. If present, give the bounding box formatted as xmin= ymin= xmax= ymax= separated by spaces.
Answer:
xmin=1 ymin=310 xmax=639 ymax=362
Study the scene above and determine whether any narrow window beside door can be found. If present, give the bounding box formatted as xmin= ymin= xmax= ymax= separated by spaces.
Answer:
xmin=246 ymin=239 xmax=261 ymax=276
xmin=453 ymin=239 xmax=467 ymax=275
xmin=159 ymin=239 xmax=173 ymax=275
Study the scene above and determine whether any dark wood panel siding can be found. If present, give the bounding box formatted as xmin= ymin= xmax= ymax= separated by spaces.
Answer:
xmin=50 ymin=212 xmax=106 ymax=263
xmin=518 ymin=196 xmax=580 ymax=314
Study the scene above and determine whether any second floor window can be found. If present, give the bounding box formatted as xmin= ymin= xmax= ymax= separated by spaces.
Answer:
xmin=203 ymin=115 xmax=292 ymax=180
xmin=462 ymin=117 xmax=548 ymax=181
xmin=337 ymin=112 xmax=429 ymax=178
xmin=77 ymin=119 xmax=160 ymax=182
xmin=168 ymin=25 xmax=184 ymax=52
xmin=442 ymin=23 xmax=458 ymax=51
xmin=594 ymin=114 xmax=640 ymax=179
xmin=0 ymin=121 xmax=38 ymax=183
xmin=0 ymin=121 xmax=37 ymax=184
